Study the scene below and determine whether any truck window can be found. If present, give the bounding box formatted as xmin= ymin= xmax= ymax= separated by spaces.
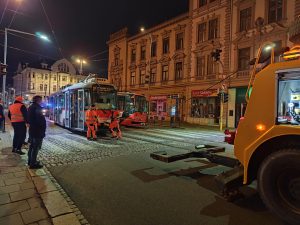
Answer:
xmin=277 ymin=73 xmax=300 ymax=125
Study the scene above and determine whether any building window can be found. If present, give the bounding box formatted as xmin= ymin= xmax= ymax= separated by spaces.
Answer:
xmin=28 ymin=82 xmax=31 ymax=90
xmin=150 ymin=68 xmax=156 ymax=84
xmin=130 ymin=71 xmax=136 ymax=86
xmin=162 ymin=65 xmax=169 ymax=81
xmin=175 ymin=62 xmax=183 ymax=80
xmin=70 ymin=78 xmax=73 ymax=83
xmin=191 ymin=97 xmax=217 ymax=118
xmin=28 ymin=72 xmax=31 ymax=78
xmin=58 ymin=63 xmax=69 ymax=73
xmin=45 ymin=74 xmax=48 ymax=80
xmin=176 ymin=33 xmax=184 ymax=50
xmin=53 ymin=85 xmax=57 ymax=92
xmin=114 ymin=52 xmax=120 ymax=66
xmin=208 ymin=18 xmax=218 ymax=40
xmin=32 ymin=83 xmax=35 ymax=90
xmin=207 ymin=55 xmax=217 ymax=76
xmin=62 ymin=76 xmax=67 ymax=82
xmin=139 ymin=70 xmax=145 ymax=85
xmin=40 ymin=84 xmax=43 ymax=91
xmin=32 ymin=72 xmax=35 ymax=78
xmin=268 ymin=0 xmax=283 ymax=23
xmin=199 ymin=0 xmax=207 ymax=7
xmin=141 ymin=45 xmax=146 ymax=60
xmin=131 ymin=49 xmax=136 ymax=62
xmin=53 ymin=76 xmax=57 ymax=81
xmin=197 ymin=23 xmax=206 ymax=43
xmin=151 ymin=42 xmax=157 ymax=57
xmin=163 ymin=38 xmax=169 ymax=54
xmin=240 ymin=7 xmax=252 ymax=32
xmin=238 ymin=47 xmax=250 ymax=70
xmin=196 ymin=56 xmax=206 ymax=78
xmin=44 ymin=84 xmax=47 ymax=91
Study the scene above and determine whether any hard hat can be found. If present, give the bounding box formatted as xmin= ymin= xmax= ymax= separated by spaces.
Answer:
xmin=15 ymin=96 xmax=24 ymax=102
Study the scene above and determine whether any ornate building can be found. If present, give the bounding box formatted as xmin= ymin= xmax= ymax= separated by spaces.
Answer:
xmin=13 ymin=59 xmax=86 ymax=102
xmin=108 ymin=0 xmax=298 ymax=127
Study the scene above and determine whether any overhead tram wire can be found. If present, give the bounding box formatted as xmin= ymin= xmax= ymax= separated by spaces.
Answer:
xmin=0 ymin=43 xmax=58 ymax=61
xmin=0 ymin=0 xmax=9 ymax=26
xmin=7 ymin=3 xmax=21 ymax=28
xmin=91 ymin=58 xmax=108 ymax=62
xmin=88 ymin=49 xmax=108 ymax=59
xmin=39 ymin=0 xmax=64 ymax=59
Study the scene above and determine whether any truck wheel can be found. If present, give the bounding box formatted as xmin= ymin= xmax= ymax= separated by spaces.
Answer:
xmin=258 ymin=149 xmax=300 ymax=225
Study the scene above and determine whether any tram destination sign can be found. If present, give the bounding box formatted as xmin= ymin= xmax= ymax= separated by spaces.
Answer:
xmin=93 ymin=85 xmax=115 ymax=92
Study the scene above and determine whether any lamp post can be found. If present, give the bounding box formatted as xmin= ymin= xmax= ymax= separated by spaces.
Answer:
xmin=2 ymin=28 xmax=50 ymax=107
xmin=76 ymin=58 xmax=87 ymax=75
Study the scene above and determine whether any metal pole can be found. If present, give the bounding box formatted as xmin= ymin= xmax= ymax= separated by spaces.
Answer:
xmin=148 ymin=35 xmax=152 ymax=117
xmin=220 ymin=92 xmax=224 ymax=131
xmin=80 ymin=60 xmax=83 ymax=75
xmin=2 ymin=29 xmax=7 ymax=107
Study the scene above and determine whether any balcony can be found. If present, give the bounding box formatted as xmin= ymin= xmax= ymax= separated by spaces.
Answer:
xmin=237 ymin=70 xmax=250 ymax=78
xmin=289 ymin=18 xmax=300 ymax=44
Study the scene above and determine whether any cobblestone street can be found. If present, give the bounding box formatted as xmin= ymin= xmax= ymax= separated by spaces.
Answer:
xmin=36 ymin=123 xmax=284 ymax=225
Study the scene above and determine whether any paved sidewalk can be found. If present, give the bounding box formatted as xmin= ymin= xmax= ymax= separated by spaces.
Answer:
xmin=0 ymin=123 xmax=82 ymax=225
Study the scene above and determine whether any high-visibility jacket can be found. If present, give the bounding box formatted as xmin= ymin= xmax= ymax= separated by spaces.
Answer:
xmin=9 ymin=103 xmax=25 ymax=123
xmin=85 ymin=110 xmax=97 ymax=124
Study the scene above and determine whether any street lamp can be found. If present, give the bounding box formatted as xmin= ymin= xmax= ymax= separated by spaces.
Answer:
xmin=76 ymin=58 xmax=87 ymax=75
xmin=2 ymin=28 xmax=50 ymax=107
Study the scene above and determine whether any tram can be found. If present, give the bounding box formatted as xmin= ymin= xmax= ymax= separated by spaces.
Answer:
xmin=49 ymin=75 xmax=118 ymax=132
xmin=117 ymin=92 xmax=148 ymax=127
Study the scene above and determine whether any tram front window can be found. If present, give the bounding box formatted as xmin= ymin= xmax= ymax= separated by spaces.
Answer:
xmin=93 ymin=92 xmax=116 ymax=110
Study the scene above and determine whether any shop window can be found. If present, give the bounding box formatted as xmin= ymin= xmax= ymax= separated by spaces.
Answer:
xmin=277 ymin=73 xmax=300 ymax=125
xmin=191 ymin=97 xmax=217 ymax=118
xmin=268 ymin=0 xmax=283 ymax=24
xmin=240 ymin=7 xmax=252 ymax=32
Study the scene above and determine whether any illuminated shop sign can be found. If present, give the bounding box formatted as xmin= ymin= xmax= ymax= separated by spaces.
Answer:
xmin=191 ymin=89 xmax=217 ymax=97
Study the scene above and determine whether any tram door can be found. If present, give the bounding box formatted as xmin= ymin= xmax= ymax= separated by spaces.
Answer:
xmin=78 ymin=89 xmax=85 ymax=130
xmin=65 ymin=91 xmax=70 ymax=128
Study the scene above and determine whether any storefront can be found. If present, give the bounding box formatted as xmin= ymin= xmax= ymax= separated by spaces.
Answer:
xmin=227 ymin=87 xmax=247 ymax=128
xmin=187 ymin=89 xmax=220 ymax=125
xmin=149 ymin=95 xmax=168 ymax=119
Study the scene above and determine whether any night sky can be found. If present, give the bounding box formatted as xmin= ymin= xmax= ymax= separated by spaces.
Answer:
xmin=0 ymin=0 xmax=189 ymax=86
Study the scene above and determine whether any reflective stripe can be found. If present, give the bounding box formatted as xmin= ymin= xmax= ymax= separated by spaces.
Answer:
xmin=9 ymin=103 xmax=25 ymax=123
xmin=85 ymin=110 xmax=97 ymax=123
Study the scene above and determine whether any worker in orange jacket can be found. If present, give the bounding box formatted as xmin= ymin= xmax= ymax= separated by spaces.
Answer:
xmin=109 ymin=111 xmax=122 ymax=139
xmin=8 ymin=96 xmax=27 ymax=155
xmin=85 ymin=104 xmax=98 ymax=140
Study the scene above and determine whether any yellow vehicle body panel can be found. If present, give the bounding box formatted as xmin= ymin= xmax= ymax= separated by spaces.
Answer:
xmin=233 ymin=59 xmax=300 ymax=184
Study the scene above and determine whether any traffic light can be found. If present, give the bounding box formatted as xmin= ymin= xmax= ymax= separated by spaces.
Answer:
xmin=211 ymin=49 xmax=222 ymax=61
xmin=0 ymin=63 xmax=7 ymax=75
xmin=145 ymin=75 xmax=150 ymax=84
xmin=223 ymin=93 xmax=228 ymax=103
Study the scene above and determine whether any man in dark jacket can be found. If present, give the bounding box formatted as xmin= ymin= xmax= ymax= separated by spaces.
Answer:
xmin=8 ymin=96 xmax=27 ymax=155
xmin=27 ymin=96 xmax=46 ymax=169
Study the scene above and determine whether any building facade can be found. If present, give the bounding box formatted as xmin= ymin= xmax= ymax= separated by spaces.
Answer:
xmin=108 ymin=0 xmax=299 ymax=127
xmin=13 ymin=59 xmax=86 ymax=102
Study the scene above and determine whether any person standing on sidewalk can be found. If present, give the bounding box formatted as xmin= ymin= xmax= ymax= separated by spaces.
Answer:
xmin=8 ymin=96 xmax=27 ymax=155
xmin=0 ymin=98 xmax=4 ymax=133
xmin=27 ymin=96 xmax=46 ymax=169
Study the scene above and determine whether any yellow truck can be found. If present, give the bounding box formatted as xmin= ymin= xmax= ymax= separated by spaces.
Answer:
xmin=151 ymin=44 xmax=300 ymax=225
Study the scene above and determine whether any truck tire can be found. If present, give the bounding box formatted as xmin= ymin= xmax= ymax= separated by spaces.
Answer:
xmin=258 ymin=149 xmax=300 ymax=225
